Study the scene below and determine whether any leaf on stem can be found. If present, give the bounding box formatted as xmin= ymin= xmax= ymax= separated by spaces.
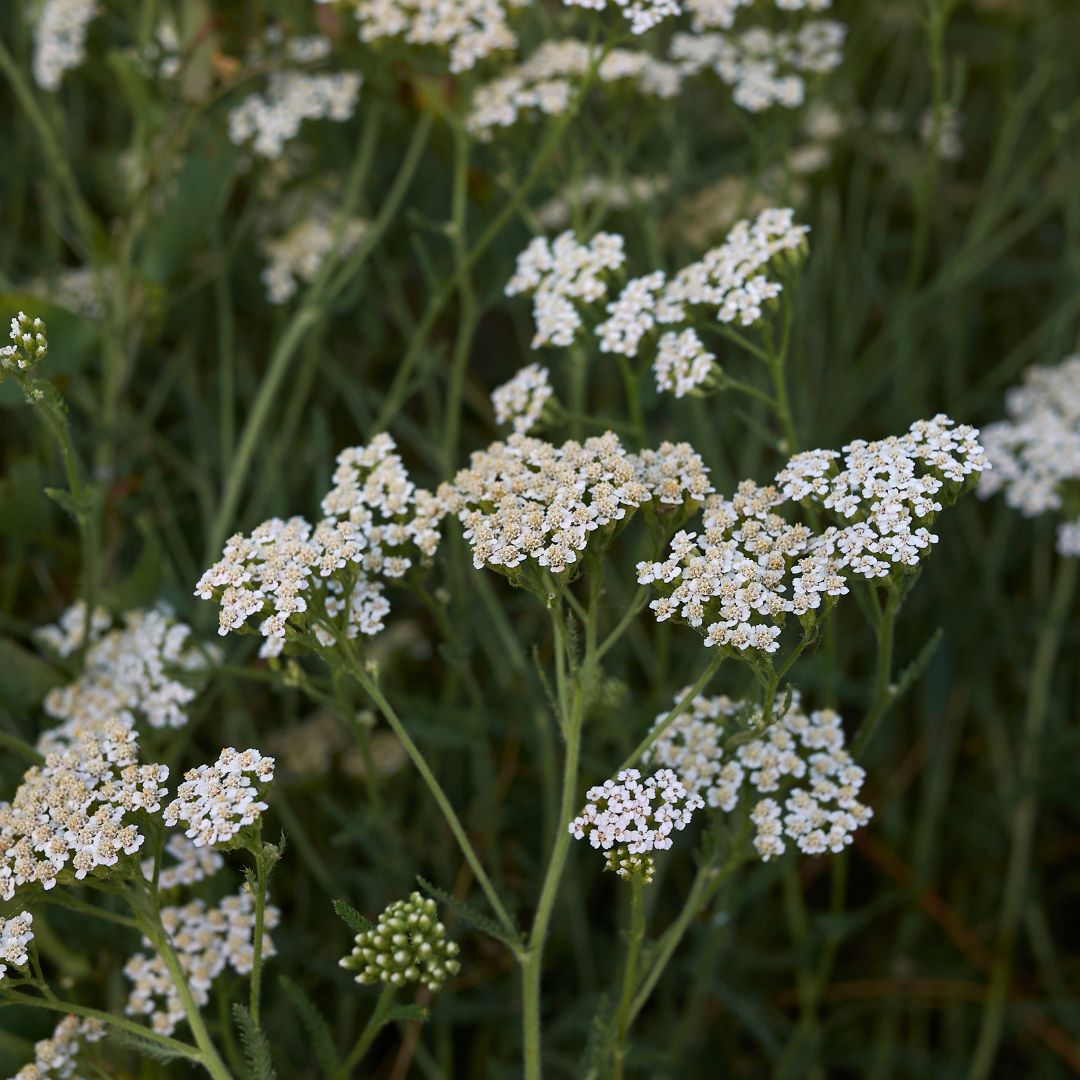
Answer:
xmin=332 ymin=898 xmax=374 ymax=936
xmin=278 ymin=976 xmax=339 ymax=1075
xmin=106 ymin=1028 xmax=195 ymax=1065
xmin=233 ymin=1004 xmax=277 ymax=1080
xmin=416 ymin=875 xmax=524 ymax=951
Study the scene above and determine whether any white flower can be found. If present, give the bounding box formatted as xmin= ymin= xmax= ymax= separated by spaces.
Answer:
xmin=10 ymin=1014 xmax=105 ymax=1078
xmin=0 ymin=913 xmax=34 ymax=980
xmin=0 ymin=312 xmax=48 ymax=376
xmin=261 ymin=213 xmax=368 ymax=304
xmin=562 ymin=0 xmax=682 ymax=35
xmin=492 ymin=363 xmax=554 ymax=434
xmin=143 ymin=835 xmax=225 ymax=892
xmin=30 ymin=0 xmax=98 ymax=91
xmin=163 ymin=748 xmax=275 ymax=848
xmin=654 ymin=328 xmax=718 ymax=397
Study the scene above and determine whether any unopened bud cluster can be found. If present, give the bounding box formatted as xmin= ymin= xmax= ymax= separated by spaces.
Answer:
xmin=604 ymin=847 xmax=656 ymax=885
xmin=340 ymin=892 xmax=461 ymax=993
xmin=0 ymin=912 xmax=34 ymax=980
xmin=0 ymin=312 xmax=47 ymax=377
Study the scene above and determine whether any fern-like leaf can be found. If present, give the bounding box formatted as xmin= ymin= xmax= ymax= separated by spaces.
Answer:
xmin=332 ymin=898 xmax=374 ymax=935
xmin=233 ymin=1004 xmax=277 ymax=1080
xmin=278 ymin=976 xmax=339 ymax=1074
xmin=416 ymin=875 xmax=524 ymax=951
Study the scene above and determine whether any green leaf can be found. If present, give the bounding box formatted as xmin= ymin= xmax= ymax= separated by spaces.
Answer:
xmin=416 ymin=876 xmax=524 ymax=951
xmin=232 ymin=1004 xmax=277 ymax=1080
xmin=385 ymin=1003 xmax=429 ymax=1024
xmin=332 ymin=898 xmax=374 ymax=936
xmin=106 ymin=1028 xmax=193 ymax=1065
xmin=0 ymin=636 xmax=64 ymax=710
xmin=278 ymin=976 xmax=339 ymax=1075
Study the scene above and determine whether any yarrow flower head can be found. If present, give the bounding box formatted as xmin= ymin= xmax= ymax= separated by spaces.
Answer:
xmin=569 ymin=768 xmax=704 ymax=884
xmin=646 ymin=690 xmax=870 ymax=860
xmin=9 ymin=1015 xmax=105 ymax=1079
xmin=0 ymin=912 xmax=34 ymax=980
xmin=491 ymin=363 xmax=555 ymax=434
xmin=125 ymin=891 xmax=279 ymax=1035
xmin=261 ymin=211 xmax=368 ymax=303
xmin=34 ymin=600 xmax=111 ymax=657
xmin=467 ymin=40 xmax=682 ymax=140
xmin=340 ymin=892 xmax=461 ymax=992
xmin=30 ymin=0 xmax=99 ymax=91
xmin=563 ymin=0 xmax=681 ymax=36
xmin=640 ymin=416 xmax=987 ymax=656
xmin=977 ymin=356 xmax=1080 ymax=557
xmin=0 ymin=722 xmax=168 ymax=899
xmin=0 ymin=312 xmax=48 ymax=378
xmin=163 ymin=748 xmax=275 ymax=849
xmin=441 ymin=432 xmax=711 ymax=590
xmin=196 ymin=434 xmax=446 ymax=656
xmin=144 ymin=835 xmax=225 ymax=892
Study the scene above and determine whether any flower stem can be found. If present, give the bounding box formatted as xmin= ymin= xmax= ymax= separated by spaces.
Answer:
xmin=611 ymin=882 xmax=646 ymax=1080
xmin=249 ymin=844 xmax=269 ymax=1026
xmin=335 ymin=985 xmax=396 ymax=1079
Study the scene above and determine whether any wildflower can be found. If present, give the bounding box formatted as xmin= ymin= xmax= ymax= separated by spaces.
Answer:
xmin=641 ymin=416 xmax=987 ymax=654
xmin=143 ymin=835 xmax=225 ymax=892
xmin=0 ymin=312 xmax=48 ymax=378
xmin=0 ymin=912 xmax=34 ymax=980
xmin=124 ymin=891 xmax=279 ymax=1035
xmin=978 ymin=356 xmax=1080 ymax=555
xmin=491 ymin=363 xmax=555 ymax=434
xmin=163 ymin=748 xmax=275 ymax=849
xmin=467 ymin=41 xmax=682 ymax=140
xmin=261 ymin=213 xmax=368 ymax=303
xmin=34 ymin=600 xmax=111 ymax=657
xmin=604 ymin=847 xmax=657 ymax=884
xmin=505 ymin=231 xmax=626 ymax=348
xmin=569 ymin=768 xmax=705 ymax=862
xmin=38 ymin=606 xmax=214 ymax=748
xmin=30 ymin=0 xmax=99 ymax=91
xmin=0 ymin=722 xmax=169 ymax=900
xmin=653 ymin=328 xmax=718 ymax=398
xmin=646 ymin=690 xmax=872 ymax=860
xmin=340 ymin=892 xmax=461 ymax=992
xmin=563 ymin=0 xmax=681 ymax=36
xmin=683 ymin=0 xmax=832 ymax=33
xmin=10 ymin=1015 xmax=105 ymax=1080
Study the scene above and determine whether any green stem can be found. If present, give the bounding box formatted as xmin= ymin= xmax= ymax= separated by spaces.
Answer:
xmin=0 ymin=729 xmax=44 ymax=765
xmin=344 ymin=653 xmax=520 ymax=947
xmin=852 ymin=586 xmax=901 ymax=755
xmin=968 ymin=555 xmax=1078 ymax=1080
xmin=611 ymin=882 xmax=646 ymax=1080
xmin=249 ymin=845 xmax=268 ymax=1026
xmin=616 ymin=354 xmax=645 ymax=448
xmin=334 ymin=985 xmax=395 ymax=1079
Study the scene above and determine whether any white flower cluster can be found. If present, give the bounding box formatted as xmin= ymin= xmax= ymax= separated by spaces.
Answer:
xmin=491 ymin=363 xmax=554 ymax=434
xmin=261 ymin=212 xmax=368 ymax=303
xmin=35 ymin=600 xmax=111 ymax=657
xmin=0 ymin=722 xmax=168 ymax=899
xmin=646 ymin=690 xmax=871 ymax=860
xmin=30 ymin=0 xmax=98 ymax=91
xmin=342 ymin=0 xmax=522 ymax=73
xmin=684 ymin=0 xmax=830 ymax=32
xmin=124 ymin=891 xmax=279 ymax=1036
xmin=0 ymin=912 xmax=33 ymax=980
xmin=38 ymin=607 xmax=213 ymax=750
xmin=535 ymin=175 xmax=671 ymax=231
xmin=978 ymin=356 xmax=1080 ymax=556
xmin=228 ymin=41 xmax=362 ymax=159
xmin=467 ymin=41 xmax=682 ymax=140
xmin=197 ymin=434 xmax=445 ymax=655
xmin=563 ymin=0 xmax=680 ymax=36
xmin=505 ymin=231 xmax=626 ymax=348
xmin=9 ymin=1016 xmax=105 ymax=1080
xmin=0 ymin=312 xmax=48 ymax=376
xmin=143 ymin=834 xmax=225 ymax=892
xmin=163 ymin=748 xmax=275 ymax=849
xmin=340 ymin=892 xmax=461 ymax=992
xmin=568 ymin=768 xmax=704 ymax=854
xmin=654 ymin=328 xmax=718 ymax=398
xmin=640 ymin=416 xmax=988 ymax=654
xmin=442 ymin=432 xmax=711 ymax=578
xmin=671 ymin=21 xmax=846 ymax=112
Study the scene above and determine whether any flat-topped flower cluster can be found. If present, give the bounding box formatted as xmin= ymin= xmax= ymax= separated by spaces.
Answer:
xmin=646 ymin=690 xmax=870 ymax=860
xmin=125 ymin=891 xmax=280 ymax=1035
xmin=0 ymin=912 xmax=34 ymax=980
xmin=978 ymin=356 xmax=1080 ymax=556
xmin=196 ymin=434 xmax=445 ymax=656
xmin=639 ymin=416 xmax=988 ymax=655
xmin=491 ymin=362 xmax=554 ymax=434
xmin=441 ymin=431 xmax=711 ymax=583
xmin=261 ymin=211 xmax=368 ymax=303
xmin=10 ymin=1015 xmax=105 ymax=1080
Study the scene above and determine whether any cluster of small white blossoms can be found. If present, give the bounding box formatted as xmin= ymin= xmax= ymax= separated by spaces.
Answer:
xmin=197 ymin=434 xmax=445 ymax=655
xmin=640 ymin=416 xmax=988 ymax=654
xmin=569 ymin=768 xmax=704 ymax=855
xmin=125 ymin=892 xmax=280 ymax=1035
xmin=683 ymin=0 xmax=831 ymax=33
xmin=38 ymin=607 xmax=214 ymax=751
xmin=491 ymin=363 xmax=554 ymax=434
xmin=0 ymin=912 xmax=34 ymax=980
xmin=326 ymin=0 xmax=523 ymax=73
xmin=671 ymin=20 xmax=846 ymax=112
xmin=563 ymin=0 xmax=679 ymax=36
xmin=340 ymin=892 xmax=461 ymax=993
xmin=505 ymin=231 xmax=626 ymax=348
xmin=442 ymin=432 xmax=712 ymax=577
xmin=978 ymin=357 xmax=1080 ymax=556
xmin=34 ymin=600 xmax=110 ymax=657
xmin=646 ymin=690 xmax=870 ymax=860
xmin=555 ymin=208 xmax=806 ymax=394
xmin=30 ymin=0 xmax=98 ymax=91
xmin=143 ymin=834 xmax=224 ymax=891
xmin=0 ymin=723 xmax=168 ymax=899
xmin=228 ymin=36 xmax=361 ymax=159
xmin=535 ymin=174 xmax=671 ymax=231
xmin=261 ymin=212 xmax=368 ymax=303
xmin=467 ymin=40 xmax=682 ymax=140
xmin=163 ymin=748 xmax=275 ymax=849
xmin=0 ymin=312 xmax=48 ymax=377
xmin=9 ymin=1015 xmax=105 ymax=1080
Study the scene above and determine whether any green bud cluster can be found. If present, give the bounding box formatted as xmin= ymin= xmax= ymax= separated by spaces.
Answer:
xmin=340 ymin=892 xmax=461 ymax=992
xmin=604 ymin=846 xmax=656 ymax=886
xmin=0 ymin=312 xmax=47 ymax=379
